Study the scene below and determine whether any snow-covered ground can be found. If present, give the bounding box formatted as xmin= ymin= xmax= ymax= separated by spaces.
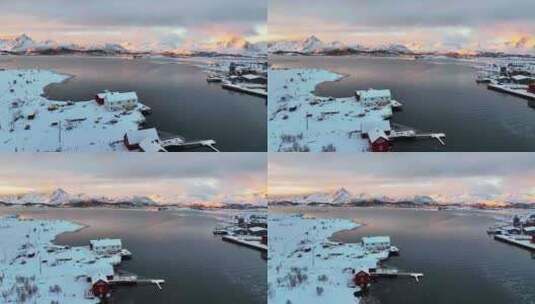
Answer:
xmin=0 ymin=215 xmax=121 ymax=303
xmin=268 ymin=214 xmax=387 ymax=304
xmin=0 ymin=69 xmax=147 ymax=151
xmin=268 ymin=68 xmax=392 ymax=152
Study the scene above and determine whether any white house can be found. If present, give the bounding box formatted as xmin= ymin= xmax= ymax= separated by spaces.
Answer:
xmin=361 ymin=236 xmax=391 ymax=251
xmin=90 ymin=239 xmax=122 ymax=255
xmin=96 ymin=91 xmax=138 ymax=111
xmin=355 ymin=89 xmax=392 ymax=106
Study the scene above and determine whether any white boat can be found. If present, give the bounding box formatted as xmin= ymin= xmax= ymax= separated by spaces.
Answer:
xmin=389 ymin=246 xmax=400 ymax=256
xmin=206 ymin=75 xmax=224 ymax=83
xmin=119 ymin=248 xmax=133 ymax=259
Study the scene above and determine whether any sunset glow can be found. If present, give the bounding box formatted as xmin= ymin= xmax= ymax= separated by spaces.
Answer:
xmin=0 ymin=154 xmax=266 ymax=205
xmin=269 ymin=153 xmax=535 ymax=205
xmin=0 ymin=0 xmax=267 ymax=50
xmin=269 ymin=0 xmax=535 ymax=54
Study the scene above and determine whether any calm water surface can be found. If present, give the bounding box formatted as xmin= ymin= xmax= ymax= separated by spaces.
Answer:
xmin=273 ymin=207 xmax=535 ymax=304
xmin=0 ymin=55 xmax=266 ymax=151
xmin=272 ymin=55 xmax=535 ymax=151
xmin=0 ymin=208 xmax=266 ymax=304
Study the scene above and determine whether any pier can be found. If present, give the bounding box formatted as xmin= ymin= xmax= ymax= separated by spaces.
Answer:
xmin=487 ymin=84 xmax=535 ymax=101
xmin=222 ymin=83 xmax=267 ymax=98
xmin=222 ymin=235 xmax=267 ymax=252
xmin=110 ymin=274 xmax=166 ymax=290
xmin=494 ymin=234 xmax=535 ymax=252
xmin=390 ymin=130 xmax=446 ymax=145
xmin=371 ymin=269 xmax=424 ymax=283
xmin=161 ymin=138 xmax=219 ymax=152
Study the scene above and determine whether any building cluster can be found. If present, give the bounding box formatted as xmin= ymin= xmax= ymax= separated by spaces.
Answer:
xmin=355 ymin=89 xmax=398 ymax=152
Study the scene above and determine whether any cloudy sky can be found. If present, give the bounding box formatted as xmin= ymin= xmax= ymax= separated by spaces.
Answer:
xmin=0 ymin=0 xmax=267 ymax=50
xmin=269 ymin=153 xmax=535 ymax=205
xmin=269 ymin=0 xmax=535 ymax=54
xmin=0 ymin=153 xmax=266 ymax=205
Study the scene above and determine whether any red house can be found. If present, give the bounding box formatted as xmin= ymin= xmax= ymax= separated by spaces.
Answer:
xmin=368 ymin=128 xmax=391 ymax=152
xmin=95 ymin=93 xmax=106 ymax=105
xmin=91 ymin=279 xmax=111 ymax=298
xmin=353 ymin=270 xmax=371 ymax=288
xmin=529 ymin=84 xmax=535 ymax=94
xmin=261 ymin=235 xmax=268 ymax=245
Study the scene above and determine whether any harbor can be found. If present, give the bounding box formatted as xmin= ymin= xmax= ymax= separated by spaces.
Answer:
xmin=475 ymin=60 xmax=535 ymax=103
xmin=1 ymin=55 xmax=267 ymax=152
xmin=487 ymin=213 xmax=535 ymax=253
xmin=268 ymin=213 xmax=423 ymax=303
xmin=213 ymin=214 xmax=268 ymax=253
xmin=0 ymin=207 xmax=267 ymax=304
xmin=269 ymin=67 xmax=446 ymax=152
xmin=273 ymin=55 xmax=535 ymax=151
xmin=206 ymin=61 xmax=267 ymax=98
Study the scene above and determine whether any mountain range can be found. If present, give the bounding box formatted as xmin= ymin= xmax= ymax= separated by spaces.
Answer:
xmin=269 ymin=187 xmax=535 ymax=209
xmin=268 ymin=35 xmax=413 ymax=55
xmin=0 ymin=34 xmax=267 ymax=57
xmin=0 ymin=188 xmax=264 ymax=209
xmin=268 ymin=36 xmax=535 ymax=58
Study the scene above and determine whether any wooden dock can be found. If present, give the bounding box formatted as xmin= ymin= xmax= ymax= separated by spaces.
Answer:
xmin=488 ymin=84 xmax=535 ymax=101
xmin=110 ymin=275 xmax=165 ymax=290
xmin=221 ymin=83 xmax=267 ymax=98
xmin=161 ymin=138 xmax=219 ymax=152
xmin=371 ymin=269 xmax=424 ymax=282
xmin=494 ymin=234 xmax=535 ymax=251
xmin=222 ymin=235 xmax=267 ymax=252
xmin=390 ymin=130 xmax=446 ymax=145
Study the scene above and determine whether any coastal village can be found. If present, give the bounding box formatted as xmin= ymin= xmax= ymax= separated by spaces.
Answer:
xmin=213 ymin=213 xmax=267 ymax=257
xmin=0 ymin=214 xmax=164 ymax=304
xmin=193 ymin=56 xmax=267 ymax=98
xmin=488 ymin=212 xmax=535 ymax=253
xmin=0 ymin=68 xmax=218 ymax=152
xmin=475 ymin=58 xmax=535 ymax=104
xmin=269 ymin=68 xmax=444 ymax=152
xmin=268 ymin=214 xmax=422 ymax=304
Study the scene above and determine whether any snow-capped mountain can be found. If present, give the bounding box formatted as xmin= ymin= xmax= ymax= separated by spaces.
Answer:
xmin=0 ymin=34 xmax=127 ymax=54
xmin=289 ymin=187 xmax=354 ymax=205
xmin=268 ymin=36 xmax=412 ymax=54
xmin=331 ymin=187 xmax=352 ymax=205
xmin=171 ymin=36 xmax=267 ymax=56
xmin=268 ymin=35 xmax=330 ymax=53
xmin=130 ymin=196 xmax=158 ymax=207
xmin=48 ymin=188 xmax=70 ymax=205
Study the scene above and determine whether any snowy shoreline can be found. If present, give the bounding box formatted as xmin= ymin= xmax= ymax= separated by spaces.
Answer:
xmin=0 ymin=68 xmax=148 ymax=151
xmin=268 ymin=213 xmax=388 ymax=304
xmin=0 ymin=215 xmax=122 ymax=303
xmin=268 ymin=68 xmax=392 ymax=152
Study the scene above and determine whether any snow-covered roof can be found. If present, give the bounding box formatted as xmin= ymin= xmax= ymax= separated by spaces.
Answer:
xmin=90 ymin=238 xmax=122 ymax=248
xmin=103 ymin=91 xmax=138 ymax=103
xmin=125 ymin=128 xmax=159 ymax=145
xmin=248 ymin=227 xmax=267 ymax=232
xmin=368 ymin=128 xmax=388 ymax=143
xmin=523 ymin=226 xmax=535 ymax=232
xmin=511 ymin=75 xmax=532 ymax=81
xmin=361 ymin=118 xmax=391 ymax=134
xmin=139 ymin=137 xmax=166 ymax=152
xmin=241 ymin=74 xmax=265 ymax=80
xmin=356 ymin=89 xmax=391 ymax=99
xmin=362 ymin=236 xmax=390 ymax=244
